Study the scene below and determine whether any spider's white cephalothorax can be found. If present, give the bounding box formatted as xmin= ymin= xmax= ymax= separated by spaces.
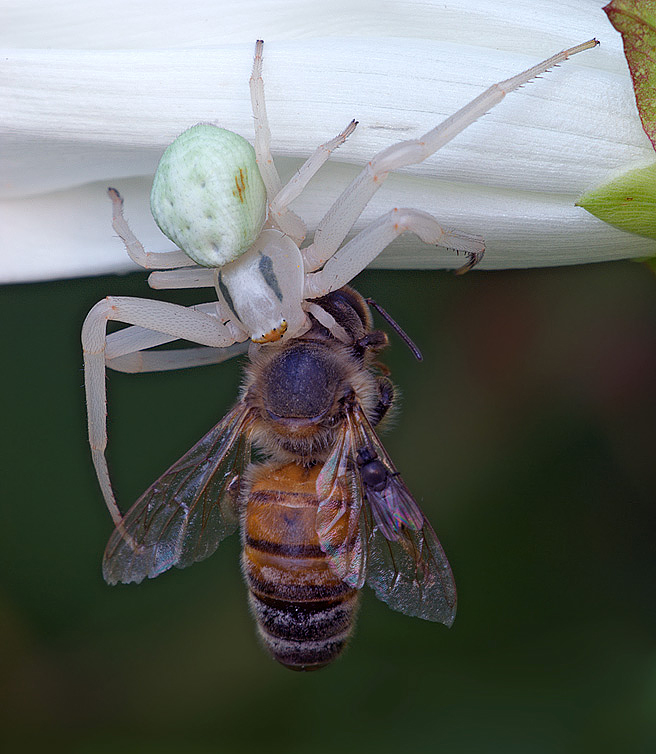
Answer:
xmin=82 ymin=38 xmax=598 ymax=525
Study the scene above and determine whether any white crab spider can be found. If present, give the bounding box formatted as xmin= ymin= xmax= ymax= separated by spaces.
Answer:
xmin=82 ymin=38 xmax=599 ymax=526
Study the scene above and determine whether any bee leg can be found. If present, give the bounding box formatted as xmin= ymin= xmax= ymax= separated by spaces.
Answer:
xmin=356 ymin=329 xmax=388 ymax=355
xmin=369 ymin=376 xmax=395 ymax=428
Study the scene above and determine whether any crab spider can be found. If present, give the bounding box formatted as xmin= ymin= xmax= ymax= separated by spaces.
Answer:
xmin=82 ymin=38 xmax=599 ymax=525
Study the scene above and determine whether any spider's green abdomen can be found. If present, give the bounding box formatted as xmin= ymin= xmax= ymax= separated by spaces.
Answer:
xmin=150 ymin=124 xmax=267 ymax=268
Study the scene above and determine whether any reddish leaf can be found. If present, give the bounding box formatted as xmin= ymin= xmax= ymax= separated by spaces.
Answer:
xmin=605 ymin=0 xmax=656 ymax=149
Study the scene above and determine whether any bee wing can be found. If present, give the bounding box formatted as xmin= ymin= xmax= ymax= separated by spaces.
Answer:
xmin=350 ymin=403 xmax=457 ymax=627
xmin=315 ymin=422 xmax=367 ymax=589
xmin=103 ymin=402 xmax=255 ymax=585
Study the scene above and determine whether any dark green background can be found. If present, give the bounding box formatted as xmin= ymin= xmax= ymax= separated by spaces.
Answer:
xmin=2 ymin=262 xmax=655 ymax=753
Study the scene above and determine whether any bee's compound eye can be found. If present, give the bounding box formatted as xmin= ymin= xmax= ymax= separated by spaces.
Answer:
xmin=265 ymin=345 xmax=337 ymax=419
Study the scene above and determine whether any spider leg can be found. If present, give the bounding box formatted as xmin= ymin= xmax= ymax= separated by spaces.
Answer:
xmin=145 ymin=275 xmax=249 ymax=345
xmin=250 ymin=40 xmax=283 ymax=200
xmin=304 ymin=207 xmax=485 ymax=297
xmin=268 ymin=119 xmax=357 ymax=241
xmin=105 ymin=301 xmax=248 ymax=373
xmin=148 ymin=268 xmax=216 ymax=289
xmin=302 ymin=39 xmax=598 ymax=273
xmin=105 ymin=299 xmax=248 ymax=373
xmin=108 ymin=188 xmax=196 ymax=270
xmin=108 ymin=343 xmax=250 ymax=373
xmin=303 ymin=301 xmax=350 ymax=343
xmin=249 ymin=40 xmax=307 ymax=245
xmin=102 ymin=300 xmax=238 ymax=360
xmin=82 ymin=296 xmax=239 ymax=526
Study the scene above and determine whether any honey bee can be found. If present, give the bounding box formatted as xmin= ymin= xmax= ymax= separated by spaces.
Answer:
xmin=103 ymin=287 xmax=456 ymax=670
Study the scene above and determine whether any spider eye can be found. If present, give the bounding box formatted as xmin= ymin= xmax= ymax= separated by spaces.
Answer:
xmin=150 ymin=124 xmax=267 ymax=268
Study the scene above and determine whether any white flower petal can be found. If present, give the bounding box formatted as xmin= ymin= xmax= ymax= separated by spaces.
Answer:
xmin=0 ymin=0 xmax=626 ymax=52
xmin=2 ymin=0 xmax=655 ymax=282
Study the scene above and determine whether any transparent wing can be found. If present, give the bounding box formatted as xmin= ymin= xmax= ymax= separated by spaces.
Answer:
xmin=349 ymin=402 xmax=457 ymax=626
xmin=103 ymin=402 xmax=255 ymax=585
xmin=315 ymin=422 xmax=367 ymax=589
xmin=365 ymin=514 xmax=457 ymax=626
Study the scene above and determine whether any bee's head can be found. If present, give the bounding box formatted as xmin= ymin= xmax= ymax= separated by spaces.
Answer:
xmin=263 ymin=343 xmax=341 ymax=425
xmin=243 ymin=297 xmax=381 ymax=460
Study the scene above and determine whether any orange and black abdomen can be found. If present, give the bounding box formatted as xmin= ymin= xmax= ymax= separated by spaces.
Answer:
xmin=242 ymin=462 xmax=359 ymax=671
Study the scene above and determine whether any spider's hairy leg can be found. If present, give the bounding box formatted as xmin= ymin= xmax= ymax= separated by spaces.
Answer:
xmin=105 ymin=301 xmax=249 ymax=374
xmin=103 ymin=302 xmax=240 ymax=364
xmin=250 ymin=40 xmax=282 ymax=199
xmin=269 ymin=119 xmax=358 ymax=243
xmin=302 ymin=39 xmax=598 ymax=273
xmin=81 ymin=296 xmax=238 ymax=525
xmin=304 ymin=207 xmax=485 ymax=297
xmin=108 ymin=343 xmax=250 ymax=374
xmin=108 ymin=188 xmax=196 ymax=270
xmin=249 ymin=40 xmax=306 ymax=245
xmin=148 ymin=268 xmax=216 ymax=290
xmin=304 ymin=301 xmax=351 ymax=343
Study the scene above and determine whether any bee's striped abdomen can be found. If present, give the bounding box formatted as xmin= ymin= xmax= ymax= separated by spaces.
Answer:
xmin=242 ymin=462 xmax=359 ymax=671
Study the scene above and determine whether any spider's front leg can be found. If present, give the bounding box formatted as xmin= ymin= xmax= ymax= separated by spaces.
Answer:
xmin=301 ymin=39 xmax=598 ymax=274
xmin=304 ymin=207 xmax=485 ymax=298
xmin=104 ymin=302 xmax=249 ymax=374
xmin=249 ymin=41 xmax=357 ymax=246
xmin=249 ymin=40 xmax=307 ymax=245
xmin=82 ymin=296 xmax=239 ymax=526
xmin=267 ymin=119 xmax=358 ymax=241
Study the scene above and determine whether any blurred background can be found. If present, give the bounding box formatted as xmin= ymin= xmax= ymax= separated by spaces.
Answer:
xmin=2 ymin=261 xmax=656 ymax=753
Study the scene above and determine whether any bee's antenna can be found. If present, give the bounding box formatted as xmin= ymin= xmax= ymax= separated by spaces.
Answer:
xmin=365 ymin=298 xmax=423 ymax=362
